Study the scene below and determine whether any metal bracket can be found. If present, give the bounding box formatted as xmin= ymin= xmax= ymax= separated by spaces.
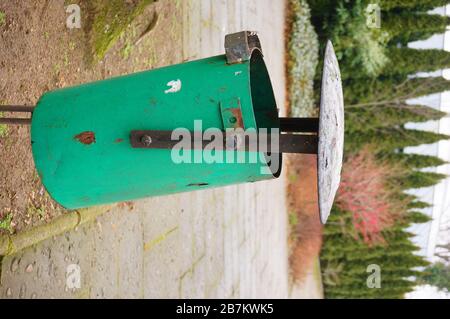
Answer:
xmin=225 ymin=31 xmax=263 ymax=64
xmin=219 ymin=98 xmax=245 ymax=130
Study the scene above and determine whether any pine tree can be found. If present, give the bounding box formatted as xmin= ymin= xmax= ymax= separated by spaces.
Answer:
xmin=377 ymin=0 xmax=450 ymax=11
xmin=383 ymin=12 xmax=450 ymax=45
xmin=418 ymin=263 xmax=450 ymax=291
xmin=406 ymin=211 xmax=433 ymax=224
xmin=407 ymin=200 xmax=432 ymax=209
xmin=345 ymin=127 xmax=450 ymax=153
xmin=382 ymin=47 xmax=450 ymax=77
xmin=381 ymin=153 xmax=447 ymax=169
xmin=397 ymin=31 xmax=439 ymax=45
xmin=393 ymin=171 xmax=447 ymax=189
xmin=346 ymin=104 xmax=446 ymax=133
xmin=344 ymin=76 xmax=450 ymax=106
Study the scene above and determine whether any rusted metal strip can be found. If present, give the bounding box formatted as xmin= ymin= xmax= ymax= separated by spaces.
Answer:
xmin=130 ymin=130 xmax=317 ymax=154
xmin=0 ymin=105 xmax=34 ymax=113
xmin=279 ymin=117 xmax=319 ymax=133
xmin=0 ymin=118 xmax=32 ymax=125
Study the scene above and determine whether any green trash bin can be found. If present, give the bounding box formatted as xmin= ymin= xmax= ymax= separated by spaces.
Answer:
xmin=30 ymin=31 xmax=284 ymax=209
xmin=0 ymin=31 xmax=344 ymax=223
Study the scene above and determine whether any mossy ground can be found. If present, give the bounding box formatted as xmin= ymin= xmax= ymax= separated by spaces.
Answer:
xmin=67 ymin=0 xmax=157 ymax=63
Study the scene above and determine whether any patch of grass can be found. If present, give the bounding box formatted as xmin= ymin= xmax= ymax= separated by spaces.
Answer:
xmin=288 ymin=173 xmax=298 ymax=183
xmin=0 ymin=214 xmax=13 ymax=233
xmin=27 ymin=204 xmax=46 ymax=221
xmin=64 ymin=52 xmax=70 ymax=67
xmin=0 ymin=122 xmax=7 ymax=137
xmin=0 ymin=124 xmax=7 ymax=137
xmin=121 ymin=40 xmax=133 ymax=60
xmin=289 ymin=211 xmax=299 ymax=228
xmin=86 ymin=0 xmax=156 ymax=62
xmin=53 ymin=62 xmax=61 ymax=75
xmin=0 ymin=11 xmax=5 ymax=26
xmin=0 ymin=109 xmax=8 ymax=137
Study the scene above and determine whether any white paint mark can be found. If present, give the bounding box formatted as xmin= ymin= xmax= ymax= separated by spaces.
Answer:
xmin=165 ymin=79 xmax=182 ymax=94
xmin=234 ymin=71 xmax=242 ymax=76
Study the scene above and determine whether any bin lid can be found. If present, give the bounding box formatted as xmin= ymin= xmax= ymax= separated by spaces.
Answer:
xmin=317 ymin=41 xmax=345 ymax=224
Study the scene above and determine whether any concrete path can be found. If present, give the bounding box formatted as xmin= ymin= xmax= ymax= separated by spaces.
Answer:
xmin=0 ymin=0 xmax=290 ymax=298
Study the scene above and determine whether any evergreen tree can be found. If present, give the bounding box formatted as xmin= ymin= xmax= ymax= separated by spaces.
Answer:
xmin=376 ymin=0 xmax=450 ymax=11
xmin=393 ymin=171 xmax=447 ymax=189
xmin=344 ymin=76 xmax=450 ymax=106
xmin=405 ymin=211 xmax=433 ymax=224
xmin=381 ymin=153 xmax=447 ymax=169
xmin=382 ymin=47 xmax=450 ymax=77
xmin=383 ymin=12 xmax=450 ymax=45
xmin=407 ymin=200 xmax=432 ymax=209
xmin=345 ymin=127 xmax=450 ymax=153
xmin=418 ymin=262 xmax=450 ymax=291
xmin=346 ymin=104 xmax=445 ymax=133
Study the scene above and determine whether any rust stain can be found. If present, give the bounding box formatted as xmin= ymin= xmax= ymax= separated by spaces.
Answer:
xmin=114 ymin=138 xmax=124 ymax=144
xmin=74 ymin=131 xmax=96 ymax=145
xmin=230 ymin=108 xmax=244 ymax=129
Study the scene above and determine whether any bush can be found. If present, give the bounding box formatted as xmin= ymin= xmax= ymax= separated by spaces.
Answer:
xmin=287 ymin=0 xmax=319 ymax=117
xmin=336 ymin=148 xmax=405 ymax=244
xmin=310 ymin=0 xmax=390 ymax=78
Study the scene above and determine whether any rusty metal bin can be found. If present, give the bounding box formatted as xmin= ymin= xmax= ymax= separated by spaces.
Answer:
xmin=0 ymin=31 xmax=344 ymax=223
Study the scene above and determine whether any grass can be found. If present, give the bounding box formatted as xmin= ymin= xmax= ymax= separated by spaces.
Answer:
xmin=289 ymin=211 xmax=299 ymax=228
xmin=0 ymin=11 xmax=5 ymax=26
xmin=0 ymin=213 xmax=13 ymax=234
xmin=0 ymin=113 xmax=7 ymax=137
xmin=0 ymin=100 xmax=8 ymax=137
xmin=27 ymin=204 xmax=46 ymax=221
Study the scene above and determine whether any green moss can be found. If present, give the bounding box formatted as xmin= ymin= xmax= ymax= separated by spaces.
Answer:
xmin=87 ymin=0 xmax=156 ymax=62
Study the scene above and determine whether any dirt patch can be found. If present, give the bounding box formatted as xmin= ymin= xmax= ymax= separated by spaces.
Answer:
xmin=0 ymin=0 xmax=182 ymax=234
xmin=287 ymin=154 xmax=323 ymax=283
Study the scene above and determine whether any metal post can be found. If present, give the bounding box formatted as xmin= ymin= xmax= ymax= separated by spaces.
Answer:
xmin=0 ymin=105 xmax=34 ymax=126
xmin=279 ymin=117 xmax=319 ymax=133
